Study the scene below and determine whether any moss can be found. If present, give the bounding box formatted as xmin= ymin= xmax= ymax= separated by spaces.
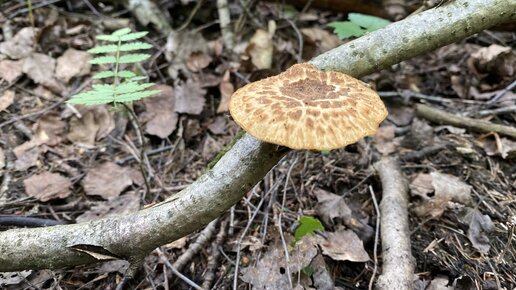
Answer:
xmin=207 ymin=130 xmax=246 ymax=169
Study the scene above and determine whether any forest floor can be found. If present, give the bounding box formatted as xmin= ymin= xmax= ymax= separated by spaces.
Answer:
xmin=0 ymin=1 xmax=515 ymax=289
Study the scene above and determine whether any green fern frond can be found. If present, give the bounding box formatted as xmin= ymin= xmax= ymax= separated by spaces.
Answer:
xmin=92 ymin=71 xmax=115 ymax=79
xmin=118 ymin=54 xmax=151 ymax=64
xmin=116 ymin=90 xmax=161 ymax=102
xmin=68 ymin=28 xmax=158 ymax=106
xmin=119 ymin=31 xmax=148 ymax=41
xmin=117 ymin=70 xmax=137 ymax=78
xmin=89 ymin=55 xmax=117 ymax=64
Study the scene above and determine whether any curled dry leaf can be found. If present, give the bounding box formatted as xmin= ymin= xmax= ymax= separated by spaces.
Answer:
xmin=0 ymin=27 xmax=37 ymax=59
xmin=24 ymin=172 xmax=72 ymax=202
xmin=460 ymin=208 xmax=494 ymax=254
xmin=0 ymin=60 xmax=24 ymax=84
xmin=166 ymin=30 xmax=209 ymax=79
xmin=0 ymin=90 xmax=15 ymax=111
xmin=317 ymin=229 xmax=370 ymax=262
xmin=174 ymin=80 xmax=206 ymax=115
xmin=67 ymin=106 xmax=115 ymax=145
xmin=55 ymin=48 xmax=91 ymax=83
xmin=76 ymin=191 xmax=141 ymax=222
xmin=34 ymin=113 xmax=66 ymax=146
xmin=374 ymin=125 xmax=397 ymax=155
xmin=217 ymin=70 xmax=234 ymax=113
xmin=301 ymin=28 xmax=341 ymax=53
xmin=246 ymin=25 xmax=275 ymax=69
xmin=481 ymin=136 xmax=516 ymax=159
xmin=82 ymin=162 xmax=134 ymax=200
xmin=141 ymin=85 xmax=178 ymax=139
xmin=314 ymin=188 xmax=352 ymax=226
xmin=186 ymin=51 xmax=212 ymax=72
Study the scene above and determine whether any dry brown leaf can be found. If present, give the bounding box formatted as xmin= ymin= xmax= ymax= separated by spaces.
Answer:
xmin=246 ymin=26 xmax=274 ymax=69
xmin=481 ymin=136 xmax=516 ymax=159
xmin=55 ymin=48 xmax=91 ymax=83
xmin=470 ymin=44 xmax=511 ymax=63
xmin=241 ymin=235 xmax=317 ymax=289
xmin=301 ymin=28 xmax=341 ymax=53
xmin=174 ymin=80 xmax=206 ymax=115
xmin=22 ymin=53 xmax=56 ymax=84
xmin=0 ymin=60 xmax=24 ymax=83
xmin=186 ymin=51 xmax=212 ymax=72
xmin=67 ymin=106 xmax=115 ymax=145
xmin=409 ymin=173 xmax=434 ymax=199
xmin=374 ymin=125 xmax=397 ymax=155
xmin=24 ymin=172 xmax=72 ymax=201
xmin=34 ymin=113 xmax=66 ymax=146
xmin=459 ymin=208 xmax=494 ymax=254
xmin=217 ymin=70 xmax=234 ymax=113
xmin=141 ymin=85 xmax=178 ymax=139
xmin=166 ymin=30 xmax=209 ymax=79
xmin=314 ymin=188 xmax=352 ymax=225
xmin=82 ymin=162 xmax=133 ymax=200
xmin=317 ymin=229 xmax=370 ymax=262
xmin=0 ymin=90 xmax=15 ymax=111
xmin=14 ymin=147 xmax=40 ymax=171
xmin=208 ymin=116 xmax=227 ymax=135
xmin=0 ymin=27 xmax=37 ymax=59
xmin=202 ymin=134 xmax=223 ymax=161
xmin=76 ymin=191 xmax=141 ymax=222
xmin=431 ymin=172 xmax=472 ymax=204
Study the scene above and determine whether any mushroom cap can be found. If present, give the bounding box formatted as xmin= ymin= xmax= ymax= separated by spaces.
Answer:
xmin=229 ymin=63 xmax=388 ymax=150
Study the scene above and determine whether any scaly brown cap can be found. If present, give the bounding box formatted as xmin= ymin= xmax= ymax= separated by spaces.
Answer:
xmin=229 ymin=63 xmax=388 ymax=150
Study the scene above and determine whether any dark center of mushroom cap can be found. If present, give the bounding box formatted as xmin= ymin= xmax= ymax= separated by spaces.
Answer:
xmin=279 ymin=79 xmax=352 ymax=107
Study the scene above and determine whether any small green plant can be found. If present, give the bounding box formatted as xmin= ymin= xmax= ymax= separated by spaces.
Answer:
xmin=328 ymin=13 xmax=391 ymax=40
xmin=68 ymin=28 xmax=159 ymax=105
xmin=294 ymin=216 xmax=324 ymax=242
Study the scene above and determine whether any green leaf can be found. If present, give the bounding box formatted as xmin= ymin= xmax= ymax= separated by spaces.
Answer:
xmin=112 ymin=28 xmax=132 ymax=36
xmin=92 ymin=84 xmax=115 ymax=93
xmin=119 ymin=42 xmax=153 ymax=51
xmin=88 ymin=44 xmax=119 ymax=54
xmin=96 ymin=34 xmax=120 ymax=42
xmin=328 ymin=13 xmax=391 ymax=40
xmin=67 ymin=90 xmax=115 ymax=105
xmin=294 ymin=216 xmax=324 ymax=242
xmin=117 ymin=70 xmax=137 ymax=78
xmin=115 ymin=82 xmax=154 ymax=94
xmin=89 ymin=56 xmax=117 ymax=64
xmin=92 ymin=71 xmax=115 ymax=79
xmin=327 ymin=22 xmax=364 ymax=39
xmin=119 ymin=31 xmax=148 ymax=41
xmin=116 ymin=90 xmax=160 ymax=102
xmin=118 ymin=54 xmax=151 ymax=64
xmin=348 ymin=13 xmax=391 ymax=31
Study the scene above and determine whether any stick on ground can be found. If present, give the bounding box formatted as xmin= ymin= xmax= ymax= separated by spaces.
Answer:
xmin=374 ymin=157 xmax=415 ymax=290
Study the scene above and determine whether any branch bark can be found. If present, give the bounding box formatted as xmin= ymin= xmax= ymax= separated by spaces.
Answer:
xmin=1 ymin=0 xmax=514 ymax=272
xmin=374 ymin=157 xmax=414 ymax=290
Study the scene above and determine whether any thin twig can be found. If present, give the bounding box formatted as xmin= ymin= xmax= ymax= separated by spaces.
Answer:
xmin=486 ymin=79 xmax=516 ymax=104
xmin=283 ymin=18 xmax=303 ymax=63
xmin=157 ymin=248 xmax=202 ymax=290
xmin=177 ymin=0 xmax=205 ymax=32
xmin=478 ymin=105 xmax=516 ymax=116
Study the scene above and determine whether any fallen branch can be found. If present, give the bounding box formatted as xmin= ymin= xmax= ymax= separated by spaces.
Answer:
xmin=0 ymin=0 xmax=514 ymax=272
xmin=416 ymin=104 xmax=516 ymax=138
xmin=374 ymin=157 xmax=414 ymax=290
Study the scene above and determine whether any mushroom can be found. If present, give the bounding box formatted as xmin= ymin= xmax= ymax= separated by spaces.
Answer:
xmin=229 ymin=63 xmax=388 ymax=150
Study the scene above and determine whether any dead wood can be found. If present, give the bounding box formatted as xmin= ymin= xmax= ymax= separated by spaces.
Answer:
xmin=374 ymin=157 xmax=414 ymax=290
xmin=0 ymin=0 xmax=514 ymax=273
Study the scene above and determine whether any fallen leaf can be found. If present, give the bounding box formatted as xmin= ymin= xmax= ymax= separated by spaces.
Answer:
xmin=174 ymin=80 xmax=206 ymax=115
xmin=141 ymin=85 xmax=178 ymax=139
xmin=301 ymin=28 xmax=341 ymax=53
xmin=470 ymin=44 xmax=511 ymax=63
xmin=34 ymin=113 xmax=66 ymax=146
xmin=0 ymin=60 xmax=24 ymax=83
xmin=241 ymin=235 xmax=318 ymax=289
xmin=67 ymin=106 xmax=115 ymax=145
xmin=97 ymin=260 xmax=130 ymax=275
xmin=82 ymin=162 xmax=134 ymax=200
xmin=22 ymin=53 xmax=64 ymax=93
xmin=317 ymin=229 xmax=370 ymax=262
xmin=186 ymin=51 xmax=212 ymax=72
xmin=481 ymin=136 xmax=516 ymax=159
xmin=460 ymin=208 xmax=494 ymax=254
xmin=426 ymin=276 xmax=454 ymax=290
xmin=0 ymin=27 xmax=37 ymax=59
xmin=0 ymin=271 xmax=32 ymax=287
xmin=217 ymin=70 xmax=234 ymax=113
xmin=246 ymin=26 xmax=275 ymax=69
xmin=208 ymin=116 xmax=227 ymax=135
xmin=409 ymin=173 xmax=434 ymax=199
xmin=14 ymin=147 xmax=40 ymax=171
xmin=166 ymin=30 xmax=209 ymax=79
xmin=76 ymin=191 xmax=141 ymax=222
xmin=431 ymin=172 xmax=472 ymax=204
xmin=202 ymin=134 xmax=223 ymax=161
xmin=24 ymin=172 xmax=72 ymax=201
xmin=0 ymin=90 xmax=15 ymax=111
xmin=55 ymin=48 xmax=91 ymax=83
xmin=374 ymin=125 xmax=397 ymax=155
xmin=314 ymin=188 xmax=352 ymax=225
